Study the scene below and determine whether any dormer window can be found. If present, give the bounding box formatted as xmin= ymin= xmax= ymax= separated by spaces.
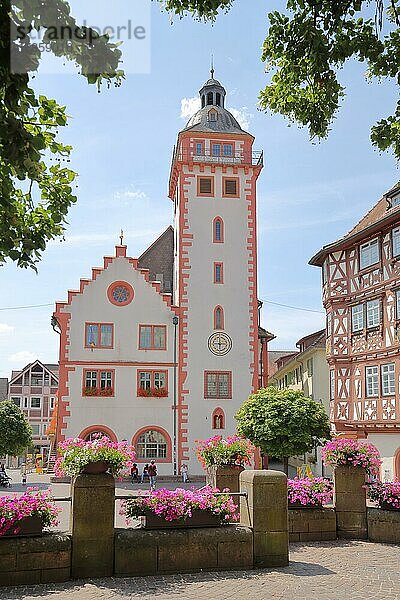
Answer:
xmin=387 ymin=192 xmax=400 ymax=209
xmin=208 ymin=109 xmax=217 ymax=122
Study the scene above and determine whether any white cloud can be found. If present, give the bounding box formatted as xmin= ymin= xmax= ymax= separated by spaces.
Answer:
xmin=229 ymin=107 xmax=253 ymax=130
xmin=180 ymin=97 xmax=201 ymax=121
xmin=179 ymin=97 xmax=253 ymax=130
xmin=9 ymin=351 xmax=36 ymax=364
xmin=0 ymin=323 xmax=14 ymax=334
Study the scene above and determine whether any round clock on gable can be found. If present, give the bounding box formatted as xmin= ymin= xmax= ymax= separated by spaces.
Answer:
xmin=107 ymin=281 xmax=134 ymax=306
xmin=208 ymin=331 xmax=232 ymax=356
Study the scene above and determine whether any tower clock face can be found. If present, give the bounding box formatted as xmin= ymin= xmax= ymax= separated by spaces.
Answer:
xmin=208 ymin=332 xmax=232 ymax=356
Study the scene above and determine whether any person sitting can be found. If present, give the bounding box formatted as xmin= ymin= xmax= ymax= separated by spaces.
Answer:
xmin=130 ymin=463 xmax=139 ymax=483
xmin=140 ymin=464 xmax=149 ymax=484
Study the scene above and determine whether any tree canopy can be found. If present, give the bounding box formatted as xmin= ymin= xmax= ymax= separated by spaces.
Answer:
xmin=0 ymin=400 xmax=32 ymax=456
xmin=235 ymin=387 xmax=331 ymax=473
xmin=1 ymin=0 xmax=123 ymax=269
xmin=164 ymin=0 xmax=400 ymax=162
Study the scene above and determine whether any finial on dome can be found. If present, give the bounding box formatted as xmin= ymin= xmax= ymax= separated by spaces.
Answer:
xmin=210 ymin=54 xmax=214 ymax=79
xmin=119 ymin=229 xmax=124 ymax=245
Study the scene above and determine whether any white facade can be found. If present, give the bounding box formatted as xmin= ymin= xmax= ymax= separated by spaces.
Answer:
xmin=55 ymin=74 xmax=263 ymax=475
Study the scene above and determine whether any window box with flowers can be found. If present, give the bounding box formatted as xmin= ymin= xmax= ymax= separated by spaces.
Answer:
xmin=83 ymin=387 xmax=113 ymax=397
xmin=0 ymin=489 xmax=60 ymax=538
xmin=137 ymin=387 xmax=168 ymax=398
xmin=121 ymin=487 xmax=238 ymax=529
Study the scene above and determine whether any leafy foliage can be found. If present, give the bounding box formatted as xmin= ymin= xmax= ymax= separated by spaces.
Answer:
xmin=0 ymin=400 xmax=32 ymax=456
xmin=1 ymin=0 xmax=123 ymax=269
xmin=163 ymin=0 xmax=400 ymax=161
xmin=235 ymin=387 xmax=331 ymax=461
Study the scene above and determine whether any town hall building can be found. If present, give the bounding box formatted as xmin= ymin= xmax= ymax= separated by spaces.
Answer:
xmin=53 ymin=72 xmax=267 ymax=475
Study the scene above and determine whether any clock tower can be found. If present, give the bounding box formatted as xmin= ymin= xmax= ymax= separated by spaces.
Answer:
xmin=169 ymin=72 xmax=264 ymax=472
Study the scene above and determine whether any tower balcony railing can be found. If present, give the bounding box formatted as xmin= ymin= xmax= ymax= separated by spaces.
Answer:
xmin=172 ymin=148 xmax=264 ymax=167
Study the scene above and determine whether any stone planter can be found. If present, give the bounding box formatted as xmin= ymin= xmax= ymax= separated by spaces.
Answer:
xmin=2 ymin=515 xmax=43 ymax=537
xmin=141 ymin=510 xmax=221 ymax=529
xmin=82 ymin=461 xmax=110 ymax=474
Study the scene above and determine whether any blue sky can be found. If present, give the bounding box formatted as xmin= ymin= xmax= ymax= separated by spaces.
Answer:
xmin=0 ymin=0 xmax=398 ymax=377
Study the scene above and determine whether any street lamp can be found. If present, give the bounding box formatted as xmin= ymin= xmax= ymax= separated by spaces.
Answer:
xmin=172 ymin=316 xmax=179 ymax=476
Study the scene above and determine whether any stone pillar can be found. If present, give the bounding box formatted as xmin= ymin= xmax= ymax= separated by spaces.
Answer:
xmin=240 ymin=470 xmax=288 ymax=567
xmin=206 ymin=465 xmax=244 ymax=512
xmin=71 ymin=473 xmax=115 ymax=578
xmin=334 ymin=465 xmax=367 ymax=540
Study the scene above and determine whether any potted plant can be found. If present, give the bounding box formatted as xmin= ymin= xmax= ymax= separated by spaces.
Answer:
xmin=321 ymin=438 xmax=381 ymax=478
xmin=367 ymin=481 xmax=400 ymax=510
xmin=122 ymin=486 xmax=239 ymax=529
xmin=287 ymin=476 xmax=333 ymax=508
xmin=55 ymin=435 xmax=136 ymax=477
xmin=0 ymin=488 xmax=60 ymax=537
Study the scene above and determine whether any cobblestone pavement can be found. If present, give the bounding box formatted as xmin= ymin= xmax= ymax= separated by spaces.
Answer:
xmin=1 ymin=541 xmax=400 ymax=600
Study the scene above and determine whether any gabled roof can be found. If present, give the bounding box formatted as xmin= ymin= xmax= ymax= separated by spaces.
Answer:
xmin=138 ymin=226 xmax=174 ymax=294
xmin=310 ymin=182 xmax=400 ymax=266
xmin=9 ymin=360 xmax=59 ymax=385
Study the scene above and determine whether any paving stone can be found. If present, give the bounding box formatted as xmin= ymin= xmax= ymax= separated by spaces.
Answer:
xmin=2 ymin=541 xmax=400 ymax=599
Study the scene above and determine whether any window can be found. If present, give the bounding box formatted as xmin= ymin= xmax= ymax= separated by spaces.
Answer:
xmin=208 ymin=110 xmax=217 ymax=122
xmin=84 ymin=430 xmax=111 ymax=442
xmin=136 ymin=430 xmax=168 ymax=460
xmin=30 ymin=397 xmax=41 ymax=409
xmin=223 ymin=177 xmax=239 ymax=197
xmin=381 ymin=363 xmax=395 ymax=396
xmin=212 ymin=143 xmax=221 ymax=156
xmin=31 ymin=424 xmax=40 ymax=436
xmin=207 ymin=92 xmax=213 ymax=105
xmin=215 ymin=92 xmax=221 ymax=106
xmin=366 ymin=299 xmax=380 ymax=328
xmin=366 ymin=366 xmax=379 ymax=397
xmin=327 ymin=312 xmax=332 ymax=337
xmin=330 ymin=370 xmax=335 ymax=400
xmin=31 ymin=374 xmax=43 ymax=386
xmin=307 ymin=358 xmax=313 ymax=377
xmin=392 ymin=227 xmax=400 ymax=258
xmin=138 ymin=370 xmax=168 ymax=397
xmin=212 ymin=408 xmax=225 ymax=429
xmin=360 ymin=238 xmax=379 ymax=270
xmin=11 ymin=397 xmax=21 ymax=407
xmin=139 ymin=325 xmax=167 ymax=350
xmin=204 ymin=371 xmax=232 ymax=399
xmin=352 ymin=304 xmax=364 ymax=332
xmin=223 ymin=144 xmax=233 ymax=157
xmin=213 ymin=217 xmax=224 ymax=243
xmin=23 ymin=397 xmax=28 ymax=409
xmin=83 ymin=370 xmax=114 ymax=396
xmin=214 ymin=262 xmax=224 ymax=284
xmin=391 ymin=193 xmax=400 ymax=208
xmin=50 ymin=397 xmax=56 ymax=410
xmin=214 ymin=306 xmax=224 ymax=330
xmin=195 ymin=142 xmax=203 ymax=156
xmin=197 ymin=176 xmax=214 ymax=196
xmin=85 ymin=323 xmax=113 ymax=348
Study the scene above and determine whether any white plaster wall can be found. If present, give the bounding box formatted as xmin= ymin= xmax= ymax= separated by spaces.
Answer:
xmin=60 ymin=256 xmax=176 ymax=475
xmin=180 ymin=162 xmax=256 ymax=473
xmin=367 ymin=433 xmax=400 ymax=481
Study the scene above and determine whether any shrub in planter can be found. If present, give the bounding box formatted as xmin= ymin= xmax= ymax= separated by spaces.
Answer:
xmin=55 ymin=435 xmax=136 ymax=477
xmin=321 ymin=438 xmax=381 ymax=477
xmin=195 ymin=435 xmax=254 ymax=469
xmin=287 ymin=476 xmax=333 ymax=507
xmin=122 ymin=486 xmax=239 ymax=526
xmin=0 ymin=488 xmax=60 ymax=537
xmin=367 ymin=481 xmax=400 ymax=510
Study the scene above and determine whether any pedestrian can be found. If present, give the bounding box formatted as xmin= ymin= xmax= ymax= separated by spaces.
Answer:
xmin=20 ymin=463 xmax=27 ymax=485
xmin=148 ymin=460 xmax=157 ymax=491
xmin=181 ymin=463 xmax=189 ymax=483
xmin=140 ymin=464 xmax=149 ymax=484
xmin=130 ymin=463 xmax=139 ymax=483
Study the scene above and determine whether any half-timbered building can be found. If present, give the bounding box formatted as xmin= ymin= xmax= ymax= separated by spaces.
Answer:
xmin=310 ymin=183 xmax=400 ymax=480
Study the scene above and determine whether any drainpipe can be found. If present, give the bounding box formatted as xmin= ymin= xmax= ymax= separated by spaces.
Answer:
xmin=172 ymin=316 xmax=179 ymax=476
